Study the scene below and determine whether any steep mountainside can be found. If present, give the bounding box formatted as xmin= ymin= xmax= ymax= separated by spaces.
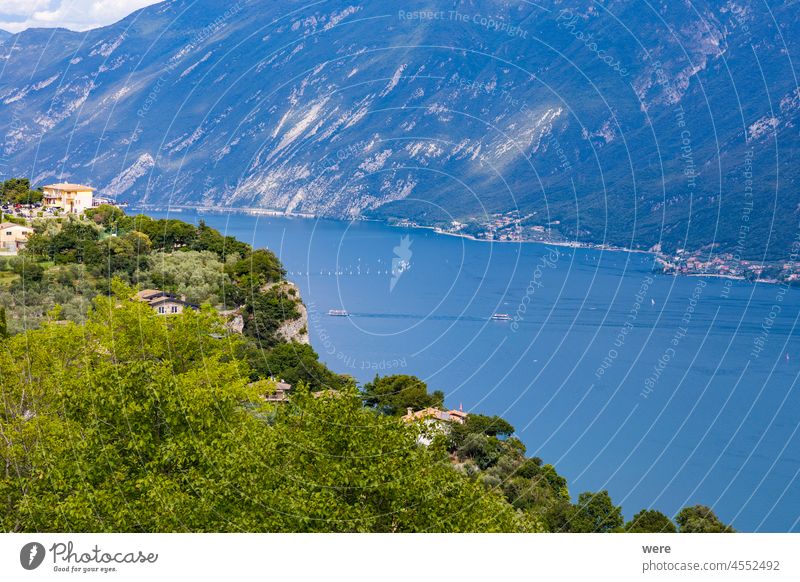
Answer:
xmin=0 ymin=0 xmax=798 ymax=258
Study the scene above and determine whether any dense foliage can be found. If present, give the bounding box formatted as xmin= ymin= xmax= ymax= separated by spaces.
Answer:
xmin=362 ymin=374 xmax=444 ymax=415
xmin=0 ymin=207 xmax=296 ymax=344
xmin=625 ymin=509 xmax=679 ymax=533
xmin=0 ymin=295 xmax=522 ymax=532
xmin=0 ymin=203 xmax=736 ymax=533
xmin=363 ymin=373 xmax=736 ymax=533
xmin=0 ymin=178 xmax=42 ymax=205
xmin=676 ymin=505 xmax=736 ymax=533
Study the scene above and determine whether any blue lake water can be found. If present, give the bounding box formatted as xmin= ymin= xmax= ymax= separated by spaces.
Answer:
xmin=142 ymin=209 xmax=800 ymax=532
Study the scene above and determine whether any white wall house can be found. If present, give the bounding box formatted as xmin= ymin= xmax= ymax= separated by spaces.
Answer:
xmin=0 ymin=222 xmax=33 ymax=254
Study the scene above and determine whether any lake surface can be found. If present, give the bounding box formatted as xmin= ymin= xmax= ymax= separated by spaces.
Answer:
xmin=142 ymin=208 xmax=800 ymax=532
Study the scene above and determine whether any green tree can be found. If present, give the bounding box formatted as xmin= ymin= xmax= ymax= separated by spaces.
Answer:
xmin=0 ymin=306 xmax=8 ymax=339
xmin=362 ymin=374 xmax=445 ymax=416
xmin=449 ymin=414 xmax=516 ymax=454
xmin=46 ymin=220 xmax=102 ymax=263
xmin=625 ymin=509 xmax=677 ymax=533
xmin=1 ymin=178 xmax=42 ymax=204
xmin=242 ymin=286 xmax=301 ymax=347
xmin=226 ymin=248 xmax=285 ymax=289
xmin=247 ymin=341 xmax=346 ymax=390
xmin=83 ymin=232 xmax=151 ymax=277
xmin=675 ymin=505 xmax=735 ymax=533
xmin=84 ymin=204 xmax=125 ymax=229
xmin=192 ymin=220 xmax=251 ymax=259
xmin=144 ymin=250 xmax=226 ymax=304
xmin=457 ymin=433 xmax=503 ymax=470
xmin=0 ymin=295 xmax=523 ymax=532
xmin=567 ymin=491 xmax=624 ymax=533
xmin=10 ymin=256 xmax=44 ymax=283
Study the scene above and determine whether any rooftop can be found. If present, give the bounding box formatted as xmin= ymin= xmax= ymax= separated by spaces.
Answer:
xmin=0 ymin=222 xmax=32 ymax=230
xmin=43 ymin=183 xmax=96 ymax=191
xmin=402 ymin=407 xmax=468 ymax=424
xmin=135 ymin=289 xmax=166 ymax=300
xmin=134 ymin=288 xmax=198 ymax=309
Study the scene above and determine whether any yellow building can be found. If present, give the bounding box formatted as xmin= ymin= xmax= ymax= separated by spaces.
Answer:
xmin=42 ymin=183 xmax=95 ymax=214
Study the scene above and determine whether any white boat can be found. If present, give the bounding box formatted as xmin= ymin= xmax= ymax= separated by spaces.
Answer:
xmin=491 ymin=313 xmax=511 ymax=321
xmin=328 ymin=309 xmax=349 ymax=317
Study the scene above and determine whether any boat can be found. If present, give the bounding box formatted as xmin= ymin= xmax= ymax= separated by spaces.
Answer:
xmin=491 ymin=313 xmax=511 ymax=321
xmin=328 ymin=309 xmax=349 ymax=317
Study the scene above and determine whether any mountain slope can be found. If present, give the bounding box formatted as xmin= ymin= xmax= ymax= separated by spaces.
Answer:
xmin=0 ymin=0 xmax=798 ymax=258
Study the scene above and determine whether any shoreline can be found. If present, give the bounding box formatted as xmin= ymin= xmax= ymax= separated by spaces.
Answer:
xmin=133 ymin=204 xmax=658 ymax=256
xmin=130 ymin=205 xmax=789 ymax=286
xmin=403 ymin=221 xmax=657 ymax=255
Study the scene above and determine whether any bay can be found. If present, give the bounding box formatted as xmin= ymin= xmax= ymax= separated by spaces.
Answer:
xmin=140 ymin=208 xmax=800 ymax=532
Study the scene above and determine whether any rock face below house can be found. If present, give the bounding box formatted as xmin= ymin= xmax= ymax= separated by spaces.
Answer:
xmin=220 ymin=280 xmax=308 ymax=343
xmin=277 ymin=281 xmax=309 ymax=345
xmin=221 ymin=310 xmax=244 ymax=334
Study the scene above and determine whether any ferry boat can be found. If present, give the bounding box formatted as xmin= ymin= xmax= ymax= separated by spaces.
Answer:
xmin=491 ymin=313 xmax=511 ymax=321
xmin=327 ymin=309 xmax=349 ymax=317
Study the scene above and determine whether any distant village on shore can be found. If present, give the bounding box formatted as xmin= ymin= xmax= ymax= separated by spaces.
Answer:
xmin=391 ymin=211 xmax=800 ymax=286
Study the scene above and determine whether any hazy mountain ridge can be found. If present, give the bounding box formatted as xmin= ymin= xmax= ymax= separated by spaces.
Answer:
xmin=0 ymin=0 xmax=798 ymax=258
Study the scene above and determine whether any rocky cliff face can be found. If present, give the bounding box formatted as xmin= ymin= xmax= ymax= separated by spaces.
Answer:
xmin=277 ymin=281 xmax=310 ymax=345
xmin=0 ymin=1 xmax=798 ymax=258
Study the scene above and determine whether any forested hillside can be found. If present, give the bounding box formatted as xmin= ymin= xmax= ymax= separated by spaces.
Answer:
xmin=0 ymin=207 xmax=733 ymax=532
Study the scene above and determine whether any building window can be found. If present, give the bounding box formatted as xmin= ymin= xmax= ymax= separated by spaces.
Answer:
xmin=171 ymin=306 xmax=179 ymax=313
xmin=158 ymin=306 xmax=165 ymax=314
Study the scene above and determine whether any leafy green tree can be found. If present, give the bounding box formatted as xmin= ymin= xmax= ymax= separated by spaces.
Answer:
xmin=144 ymin=250 xmax=226 ymax=304
xmin=46 ymin=220 xmax=102 ymax=263
xmin=0 ymin=294 xmax=522 ymax=532
xmin=675 ymin=505 xmax=735 ymax=533
xmin=456 ymin=414 xmax=515 ymax=438
xmin=542 ymin=499 xmax=575 ymax=533
xmin=362 ymin=374 xmax=445 ymax=416
xmin=567 ymin=491 xmax=624 ymax=533
xmin=625 ymin=509 xmax=677 ymax=533
xmin=18 ymin=231 xmax=50 ymax=257
xmin=247 ymin=341 xmax=346 ymax=390
xmin=84 ymin=204 xmax=125 ymax=228
xmin=0 ymin=306 xmax=8 ymax=339
xmin=121 ymin=215 xmax=196 ymax=251
xmin=1 ymin=178 xmax=42 ymax=204
xmin=192 ymin=220 xmax=251 ymax=259
xmin=83 ymin=232 xmax=151 ymax=277
xmin=226 ymin=248 xmax=285 ymax=289
xmin=10 ymin=256 xmax=44 ymax=283
xmin=243 ymin=286 xmax=301 ymax=347
xmin=449 ymin=414 xmax=516 ymax=454
xmin=457 ymin=433 xmax=503 ymax=470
